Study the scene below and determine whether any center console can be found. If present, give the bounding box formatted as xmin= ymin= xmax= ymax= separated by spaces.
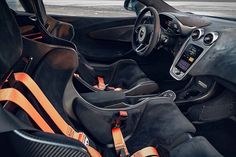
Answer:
xmin=170 ymin=29 xmax=219 ymax=80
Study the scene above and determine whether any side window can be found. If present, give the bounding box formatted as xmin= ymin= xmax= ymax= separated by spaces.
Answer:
xmin=6 ymin=0 xmax=25 ymax=12
xmin=43 ymin=0 xmax=136 ymax=17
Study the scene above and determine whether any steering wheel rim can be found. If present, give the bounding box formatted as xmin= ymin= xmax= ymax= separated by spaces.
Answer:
xmin=132 ymin=7 xmax=161 ymax=56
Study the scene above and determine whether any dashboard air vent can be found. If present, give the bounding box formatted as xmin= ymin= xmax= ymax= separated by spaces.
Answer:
xmin=204 ymin=32 xmax=219 ymax=45
xmin=191 ymin=29 xmax=204 ymax=40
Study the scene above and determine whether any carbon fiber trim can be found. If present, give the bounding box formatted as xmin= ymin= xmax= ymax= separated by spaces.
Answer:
xmin=12 ymin=131 xmax=90 ymax=157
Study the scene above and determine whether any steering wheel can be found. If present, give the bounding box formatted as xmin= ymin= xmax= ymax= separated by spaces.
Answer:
xmin=132 ymin=7 xmax=161 ymax=56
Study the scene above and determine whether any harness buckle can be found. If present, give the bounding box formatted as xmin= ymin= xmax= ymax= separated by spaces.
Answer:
xmin=113 ymin=111 xmax=128 ymax=128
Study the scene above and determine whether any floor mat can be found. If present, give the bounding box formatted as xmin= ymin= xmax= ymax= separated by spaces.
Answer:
xmin=195 ymin=118 xmax=236 ymax=157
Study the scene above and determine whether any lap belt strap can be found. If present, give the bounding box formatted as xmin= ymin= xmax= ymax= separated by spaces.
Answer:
xmin=112 ymin=111 xmax=129 ymax=157
xmin=112 ymin=127 xmax=129 ymax=156
xmin=112 ymin=111 xmax=159 ymax=157
xmin=131 ymin=147 xmax=159 ymax=157
xmin=94 ymin=76 xmax=122 ymax=91
xmin=112 ymin=128 xmax=159 ymax=157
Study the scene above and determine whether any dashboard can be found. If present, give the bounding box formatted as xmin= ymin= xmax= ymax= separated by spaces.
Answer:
xmin=160 ymin=14 xmax=181 ymax=34
xmin=159 ymin=13 xmax=194 ymax=36
xmin=159 ymin=12 xmax=236 ymax=86
xmin=170 ymin=29 xmax=219 ymax=80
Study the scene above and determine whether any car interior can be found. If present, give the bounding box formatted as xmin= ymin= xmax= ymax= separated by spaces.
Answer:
xmin=0 ymin=0 xmax=235 ymax=156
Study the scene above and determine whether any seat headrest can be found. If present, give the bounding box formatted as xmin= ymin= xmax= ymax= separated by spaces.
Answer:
xmin=0 ymin=0 xmax=22 ymax=77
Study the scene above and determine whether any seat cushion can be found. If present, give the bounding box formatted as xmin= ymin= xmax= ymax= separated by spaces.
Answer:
xmin=93 ymin=59 xmax=159 ymax=95
xmin=170 ymin=136 xmax=223 ymax=157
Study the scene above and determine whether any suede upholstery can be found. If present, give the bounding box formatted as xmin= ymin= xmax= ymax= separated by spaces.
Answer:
xmin=26 ymin=0 xmax=159 ymax=95
xmin=74 ymin=97 xmax=197 ymax=148
xmin=170 ymin=137 xmax=223 ymax=157
xmin=0 ymin=1 xmax=223 ymax=157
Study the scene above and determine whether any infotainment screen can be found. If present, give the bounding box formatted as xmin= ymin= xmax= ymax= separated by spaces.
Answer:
xmin=176 ymin=59 xmax=191 ymax=72
xmin=176 ymin=44 xmax=203 ymax=72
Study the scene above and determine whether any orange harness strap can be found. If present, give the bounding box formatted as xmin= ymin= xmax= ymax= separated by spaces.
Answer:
xmin=131 ymin=147 xmax=159 ymax=157
xmin=0 ymin=88 xmax=54 ymax=133
xmin=112 ymin=127 xmax=159 ymax=157
xmin=13 ymin=73 xmax=101 ymax=157
xmin=93 ymin=76 xmax=106 ymax=90
xmin=10 ymin=72 xmax=157 ymax=157
xmin=112 ymin=127 xmax=130 ymax=156
xmin=0 ymin=88 xmax=100 ymax=157
xmin=112 ymin=112 xmax=159 ymax=157
xmin=87 ymin=146 xmax=102 ymax=157
xmin=14 ymin=73 xmax=81 ymax=139
xmin=97 ymin=76 xmax=106 ymax=90
xmin=0 ymin=88 xmax=156 ymax=157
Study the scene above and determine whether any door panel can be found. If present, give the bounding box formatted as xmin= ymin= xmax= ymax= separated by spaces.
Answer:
xmin=56 ymin=16 xmax=137 ymax=62
xmin=89 ymin=25 xmax=133 ymax=43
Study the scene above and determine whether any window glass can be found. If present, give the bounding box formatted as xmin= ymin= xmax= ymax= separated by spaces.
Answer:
xmin=6 ymin=0 xmax=25 ymax=12
xmin=43 ymin=0 xmax=136 ymax=17
xmin=165 ymin=0 xmax=236 ymax=18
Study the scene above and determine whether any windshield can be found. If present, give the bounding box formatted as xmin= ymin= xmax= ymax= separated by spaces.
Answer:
xmin=165 ymin=0 xmax=236 ymax=18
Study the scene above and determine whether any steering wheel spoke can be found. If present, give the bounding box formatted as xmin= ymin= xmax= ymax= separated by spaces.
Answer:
xmin=135 ymin=43 xmax=148 ymax=53
xmin=148 ymin=32 xmax=154 ymax=44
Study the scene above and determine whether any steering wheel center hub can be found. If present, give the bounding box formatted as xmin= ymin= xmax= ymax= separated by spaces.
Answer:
xmin=132 ymin=7 xmax=160 ymax=56
xmin=138 ymin=26 xmax=147 ymax=43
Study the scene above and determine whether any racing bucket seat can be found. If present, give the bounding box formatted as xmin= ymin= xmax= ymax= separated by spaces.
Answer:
xmin=21 ymin=0 xmax=160 ymax=96
xmin=0 ymin=1 xmax=222 ymax=157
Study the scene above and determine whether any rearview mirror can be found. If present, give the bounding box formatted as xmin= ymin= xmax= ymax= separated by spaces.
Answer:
xmin=124 ymin=0 xmax=136 ymax=11
xmin=124 ymin=0 xmax=145 ymax=15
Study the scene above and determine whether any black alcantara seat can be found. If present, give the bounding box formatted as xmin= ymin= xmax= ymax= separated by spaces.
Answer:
xmin=21 ymin=0 xmax=160 ymax=96
xmin=0 ymin=1 xmax=222 ymax=157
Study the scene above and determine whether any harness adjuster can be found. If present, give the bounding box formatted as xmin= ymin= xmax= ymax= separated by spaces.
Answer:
xmin=118 ymin=148 xmax=130 ymax=157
